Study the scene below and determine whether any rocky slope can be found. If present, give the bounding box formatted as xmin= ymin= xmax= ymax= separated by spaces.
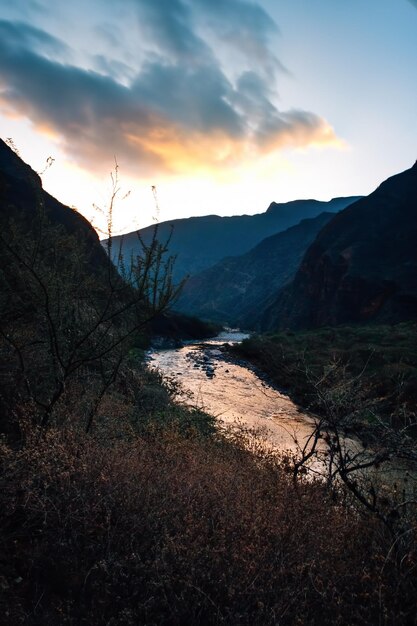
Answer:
xmin=261 ymin=162 xmax=417 ymax=330
xmin=174 ymin=212 xmax=334 ymax=327
xmin=106 ymin=197 xmax=360 ymax=283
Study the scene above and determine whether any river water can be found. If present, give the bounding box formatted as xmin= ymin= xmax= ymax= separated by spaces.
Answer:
xmin=149 ymin=330 xmax=415 ymax=495
xmin=149 ymin=330 xmax=326 ymax=456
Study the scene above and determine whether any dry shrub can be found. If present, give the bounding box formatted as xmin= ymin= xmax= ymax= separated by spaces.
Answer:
xmin=1 ymin=426 xmax=416 ymax=625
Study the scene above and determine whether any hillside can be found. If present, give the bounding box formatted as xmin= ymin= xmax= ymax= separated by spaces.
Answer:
xmin=260 ymin=162 xmax=417 ymax=330
xmin=0 ymin=139 xmax=108 ymax=272
xmin=175 ymin=212 xmax=334 ymax=326
xmin=106 ymin=196 xmax=361 ymax=283
xmin=0 ymin=140 xmax=213 ymax=439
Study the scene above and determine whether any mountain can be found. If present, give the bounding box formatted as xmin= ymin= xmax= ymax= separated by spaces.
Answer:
xmin=0 ymin=139 xmax=216 ymax=343
xmin=0 ymin=139 xmax=221 ymax=440
xmin=261 ymin=162 xmax=417 ymax=330
xmin=174 ymin=212 xmax=335 ymax=327
xmin=106 ymin=197 xmax=361 ymax=283
xmin=0 ymin=139 xmax=108 ymax=272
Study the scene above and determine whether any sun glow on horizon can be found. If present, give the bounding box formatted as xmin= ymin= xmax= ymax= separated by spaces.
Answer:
xmin=0 ymin=0 xmax=415 ymax=237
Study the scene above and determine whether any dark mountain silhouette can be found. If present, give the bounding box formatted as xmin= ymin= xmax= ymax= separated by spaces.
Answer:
xmin=0 ymin=139 xmax=108 ymax=271
xmin=106 ymin=196 xmax=361 ymax=283
xmin=175 ymin=212 xmax=335 ymax=327
xmin=0 ymin=139 xmax=217 ymax=341
xmin=261 ymin=162 xmax=417 ymax=330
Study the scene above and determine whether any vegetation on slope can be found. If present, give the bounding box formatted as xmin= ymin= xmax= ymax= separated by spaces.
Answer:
xmin=149 ymin=311 xmax=222 ymax=342
xmin=2 ymin=422 xmax=417 ymax=625
xmin=233 ymin=323 xmax=417 ymax=439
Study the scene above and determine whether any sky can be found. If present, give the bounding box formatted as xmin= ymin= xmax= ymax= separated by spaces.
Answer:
xmin=0 ymin=0 xmax=416 ymax=236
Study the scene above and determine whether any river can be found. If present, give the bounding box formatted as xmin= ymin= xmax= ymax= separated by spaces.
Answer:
xmin=149 ymin=329 xmax=415 ymax=495
xmin=149 ymin=330 xmax=327 ymax=457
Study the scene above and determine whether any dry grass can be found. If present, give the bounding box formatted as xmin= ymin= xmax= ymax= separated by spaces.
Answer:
xmin=1 ymin=423 xmax=416 ymax=625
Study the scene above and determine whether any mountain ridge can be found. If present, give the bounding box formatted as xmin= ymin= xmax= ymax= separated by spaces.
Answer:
xmin=106 ymin=196 xmax=361 ymax=283
xmin=174 ymin=211 xmax=336 ymax=326
xmin=261 ymin=161 xmax=417 ymax=330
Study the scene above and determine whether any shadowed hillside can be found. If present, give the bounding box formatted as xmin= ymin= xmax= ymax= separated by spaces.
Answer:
xmin=106 ymin=196 xmax=361 ymax=283
xmin=0 ymin=139 xmax=108 ymax=272
xmin=0 ymin=139 xmax=211 ymax=438
xmin=261 ymin=162 xmax=417 ymax=330
xmin=175 ymin=212 xmax=334 ymax=326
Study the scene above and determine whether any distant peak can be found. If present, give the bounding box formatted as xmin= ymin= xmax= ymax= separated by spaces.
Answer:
xmin=265 ymin=196 xmax=361 ymax=215
xmin=266 ymin=199 xmax=318 ymax=213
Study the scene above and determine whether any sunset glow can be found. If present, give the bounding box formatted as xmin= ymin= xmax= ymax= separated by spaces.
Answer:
xmin=0 ymin=0 xmax=416 ymax=235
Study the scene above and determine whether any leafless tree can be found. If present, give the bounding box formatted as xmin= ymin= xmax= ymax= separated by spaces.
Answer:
xmin=0 ymin=167 xmax=183 ymax=434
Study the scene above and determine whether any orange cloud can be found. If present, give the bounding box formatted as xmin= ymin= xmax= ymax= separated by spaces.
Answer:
xmin=0 ymin=18 xmax=344 ymax=181
xmin=122 ymin=113 xmax=342 ymax=178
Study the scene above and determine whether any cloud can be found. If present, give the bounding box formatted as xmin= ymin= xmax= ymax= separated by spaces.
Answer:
xmin=192 ymin=0 xmax=286 ymax=78
xmin=0 ymin=20 xmax=70 ymax=60
xmin=0 ymin=6 xmax=341 ymax=178
xmin=133 ymin=0 xmax=212 ymax=65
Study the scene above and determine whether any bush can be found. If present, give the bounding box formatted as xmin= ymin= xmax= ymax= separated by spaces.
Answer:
xmin=0 ymin=199 xmax=181 ymax=435
xmin=233 ymin=323 xmax=417 ymax=431
xmin=1 ymin=425 xmax=416 ymax=625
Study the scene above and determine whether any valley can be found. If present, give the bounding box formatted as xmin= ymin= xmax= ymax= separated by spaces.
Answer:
xmin=1 ymin=139 xmax=416 ymax=625
xmin=1 ymin=0 xmax=417 ymax=621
